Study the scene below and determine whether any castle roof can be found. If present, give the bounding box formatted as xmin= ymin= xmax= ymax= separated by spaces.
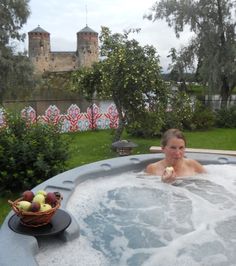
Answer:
xmin=29 ymin=25 xmax=49 ymax=33
xmin=78 ymin=25 xmax=98 ymax=34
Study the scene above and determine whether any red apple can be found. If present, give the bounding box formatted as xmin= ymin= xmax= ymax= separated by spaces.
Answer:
xmin=45 ymin=192 xmax=57 ymax=206
xmin=30 ymin=201 xmax=41 ymax=212
xmin=22 ymin=190 xmax=34 ymax=202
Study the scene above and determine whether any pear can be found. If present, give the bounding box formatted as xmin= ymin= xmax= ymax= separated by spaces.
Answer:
xmin=16 ymin=201 xmax=31 ymax=211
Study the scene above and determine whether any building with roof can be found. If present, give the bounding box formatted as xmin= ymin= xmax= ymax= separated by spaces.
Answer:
xmin=28 ymin=25 xmax=99 ymax=74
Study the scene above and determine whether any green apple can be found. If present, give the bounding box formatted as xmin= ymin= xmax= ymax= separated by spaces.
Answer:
xmin=40 ymin=203 xmax=52 ymax=212
xmin=33 ymin=194 xmax=45 ymax=204
xmin=16 ymin=201 xmax=31 ymax=211
xmin=36 ymin=190 xmax=47 ymax=197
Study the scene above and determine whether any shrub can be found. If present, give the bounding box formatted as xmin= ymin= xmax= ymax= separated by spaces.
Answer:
xmin=126 ymin=111 xmax=164 ymax=137
xmin=162 ymin=92 xmax=193 ymax=131
xmin=0 ymin=112 xmax=69 ymax=194
xmin=215 ymin=106 xmax=236 ymax=128
xmin=187 ymin=101 xmax=216 ymax=130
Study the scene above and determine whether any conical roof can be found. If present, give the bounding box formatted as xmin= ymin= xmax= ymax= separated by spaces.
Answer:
xmin=29 ymin=25 xmax=49 ymax=33
xmin=77 ymin=25 xmax=97 ymax=34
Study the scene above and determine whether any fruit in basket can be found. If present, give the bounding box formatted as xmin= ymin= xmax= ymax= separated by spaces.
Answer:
xmin=30 ymin=201 xmax=41 ymax=212
xmin=45 ymin=192 xmax=57 ymax=206
xmin=16 ymin=200 xmax=31 ymax=211
xmin=32 ymin=194 xmax=45 ymax=204
xmin=22 ymin=190 xmax=34 ymax=202
xmin=36 ymin=190 xmax=47 ymax=196
xmin=40 ymin=203 xmax=52 ymax=212
xmin=8 ymin=190 xmax=62 ymax=227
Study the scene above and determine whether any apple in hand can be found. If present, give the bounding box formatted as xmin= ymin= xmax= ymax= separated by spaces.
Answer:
xmin=40 ymin=203 xmax=52 ymax=212
xmin=33 ymin=194 xmax=45 ymax=204
xmin=165 ymin=166 xmax=174 ymax=175
xmin=30 ymin=201 xmax=41 ymax=212
xmin=22 ymin=190 xmax=34 ymax=202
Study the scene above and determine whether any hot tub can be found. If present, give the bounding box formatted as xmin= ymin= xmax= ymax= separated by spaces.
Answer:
xmin=0 ymin=153 xmax=236 ymax=266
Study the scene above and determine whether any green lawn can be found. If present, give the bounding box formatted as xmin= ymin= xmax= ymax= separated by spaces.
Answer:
xmin=1 ymin=128 xmax=236 ymax=225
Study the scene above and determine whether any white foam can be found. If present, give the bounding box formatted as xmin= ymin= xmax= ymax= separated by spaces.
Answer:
xmin=36 ymin=164 xmax=236 ymax=266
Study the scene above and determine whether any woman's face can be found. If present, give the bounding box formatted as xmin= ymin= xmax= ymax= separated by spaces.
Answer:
xmin=162 ymin=137 xmax=185 ymax=163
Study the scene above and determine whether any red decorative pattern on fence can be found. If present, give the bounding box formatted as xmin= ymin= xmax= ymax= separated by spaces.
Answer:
xmin=0 ymin=103 xmax=119 ymax=132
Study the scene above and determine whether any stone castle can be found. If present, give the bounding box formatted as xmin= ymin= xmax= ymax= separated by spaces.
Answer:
xmin=28 ymin=25 xmax=99 ymax=74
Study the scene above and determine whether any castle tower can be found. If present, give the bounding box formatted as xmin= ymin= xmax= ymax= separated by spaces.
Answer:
xmin=77 ymin=25 xmax=99 ymax=67
xmin=28 ymin=25 xmax=99 ymax=74
xmin=28 ymin=26 xmax=50 ymax=57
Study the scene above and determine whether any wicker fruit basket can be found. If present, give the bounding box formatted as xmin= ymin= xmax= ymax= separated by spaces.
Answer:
xmin=8 ymin=193 xmax=62 ymax=228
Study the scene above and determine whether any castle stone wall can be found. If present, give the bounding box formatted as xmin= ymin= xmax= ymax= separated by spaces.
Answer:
xmin=28 ymin=26 xmax=98 ymax=74
xmin=48 ymin=52 xmax=79 ymax=72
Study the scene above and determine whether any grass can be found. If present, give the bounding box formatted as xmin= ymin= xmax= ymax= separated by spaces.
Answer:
xmin=1 ymin=128 xmax=236 ymax=225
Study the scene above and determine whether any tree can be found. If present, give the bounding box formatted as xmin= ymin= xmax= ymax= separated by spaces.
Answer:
xmin=147 ymin=0 xmax=236 ymax=108
xmin=100 ymin=27 xmax=169 ymax=140
xmin=72 ymin=27 xmax=168 ymax=140
xmin=167 ymin=46 xmax=194 ymax=91
xmin=0 ymin=0 xmax=34 ymax=103
xmin=71 ymin=63 xmax=103 ymax=102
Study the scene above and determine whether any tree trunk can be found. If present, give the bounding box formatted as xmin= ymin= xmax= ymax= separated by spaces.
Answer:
xmin=113 ymin=98 xmax=125 ymax=142
xmin=217 ymin=0 xmax=230 ymax=109
xmin=220 ymin=75 xmax=230 ymax=108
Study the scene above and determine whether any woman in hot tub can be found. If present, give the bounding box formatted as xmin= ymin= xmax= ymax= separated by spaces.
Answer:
xmin=146 ymin=128 xmax=206 ymax=183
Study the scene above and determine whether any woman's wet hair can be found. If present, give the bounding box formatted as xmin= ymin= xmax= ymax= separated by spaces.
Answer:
xmin=161 ymin=129 xmax=186 ymax=147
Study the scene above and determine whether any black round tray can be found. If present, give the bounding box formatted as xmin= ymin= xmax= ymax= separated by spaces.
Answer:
xmin=8 ymin=209 xmax=71 ymax=237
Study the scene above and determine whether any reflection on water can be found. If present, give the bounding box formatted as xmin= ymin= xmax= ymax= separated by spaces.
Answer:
xmin=36 ymin=164 xmax=236 ymax=266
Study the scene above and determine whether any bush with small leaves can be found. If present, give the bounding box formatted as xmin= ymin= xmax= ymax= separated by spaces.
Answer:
xmin=0 ymin=112 xmax=69 ymax=194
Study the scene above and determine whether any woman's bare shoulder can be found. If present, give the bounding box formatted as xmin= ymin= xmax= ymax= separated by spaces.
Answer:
xmin=145 ymin=162 xmax=155 ymax=174
xmin=186 ymin=158 xmax=206 ymax=173
xmin=146 ymin=160 xmax=164 ymax=175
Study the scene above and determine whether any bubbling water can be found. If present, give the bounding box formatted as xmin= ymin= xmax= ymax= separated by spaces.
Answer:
xmin=36 ymin=164 xmax=236 ymax=266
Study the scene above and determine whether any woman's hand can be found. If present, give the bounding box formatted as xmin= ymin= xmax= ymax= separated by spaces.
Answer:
xmin=161 ymin=166 xmax=176 ymax=183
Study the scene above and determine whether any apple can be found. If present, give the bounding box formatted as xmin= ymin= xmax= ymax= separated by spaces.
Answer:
xmin=33 ymin=194 xmax=45 ymax=204
xmin=165 ymin=166 xmax=174 ymax=175
xmin=22 ymin=190 xmax=34 ymax=202
xmin=40 ymin=203 xmax=52 ymax=212
xmin=36 ymin=190 xmax=47 ymax=197
xmin=30 ymin=201 xmax=41 ymax=212
xmin=16 ymin=201 xmax=31 ymax=211
xmin=45 ymin=192 xmax=57 ymax=206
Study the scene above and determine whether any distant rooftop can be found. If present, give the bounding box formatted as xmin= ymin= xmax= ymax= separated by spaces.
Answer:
xmin=78 ymin=25 xmax=98 ymax=34
xmin=29 ymin=25 xmax=49 ymax=33
xmin=29 ymin=25 xmax=97 ymax=35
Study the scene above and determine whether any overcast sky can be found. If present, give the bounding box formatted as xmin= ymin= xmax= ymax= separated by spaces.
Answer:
xmin=20 ymin=0 xmax=194 ymax=72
